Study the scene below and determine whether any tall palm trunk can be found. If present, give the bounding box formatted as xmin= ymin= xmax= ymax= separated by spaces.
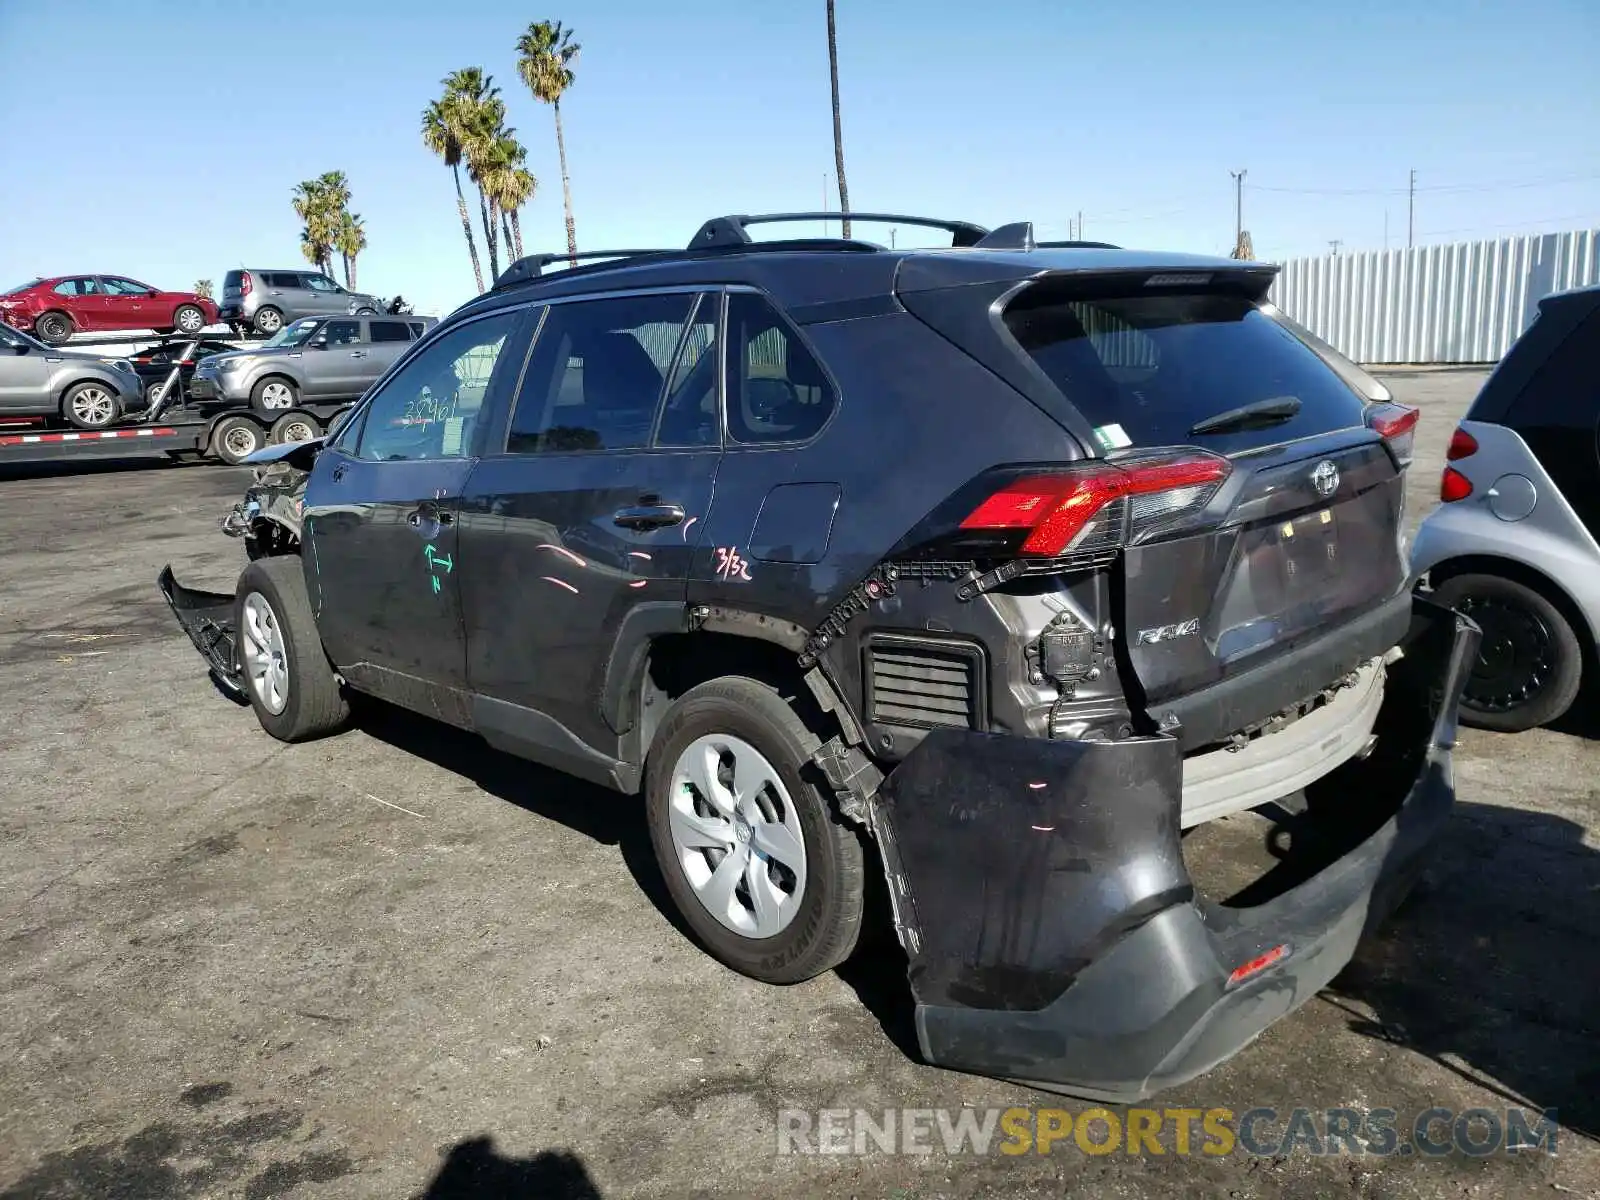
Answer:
xmin=554 ymin=99 xmax=577 ymax=264
xmin=348 ymin=254 xmax=358 ymax=291
xmin=826 ymin=0 xmax=850 ymax=239
xmin=341 ymin=253 xmax=352 ymax=288
xmin=452 ymin=165 xmax=485 ymax=293
xmin=501 ymin=211 xmax=516 ymax=262
xmin=478 ymin=191 xmax=500 ymax=281
xmin=509 ymin=210 xmax=524 ymax=258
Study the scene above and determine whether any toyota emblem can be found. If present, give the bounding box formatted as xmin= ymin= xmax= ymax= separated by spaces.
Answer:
xmin=1311 ymin=459 xmax=1340 ymax=498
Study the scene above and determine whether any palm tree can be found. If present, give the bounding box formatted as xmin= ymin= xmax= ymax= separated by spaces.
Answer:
xmin=482 ymin=132 xmax=537 ymax=261
xmin=453 ymin=74 xmax=508 ymax=282
xmin=826 ymin=0 xmax=851 ymax=238
xmin=193 ymin=279 xmax=213 ymax=299
xmin=423 ymin=92 xmax=485 ymax=293
xmin=292 ymin=178 xmax=336 ymax=277
xmin=517 ymin=20 xmax=580 ymax=262
xmin=336 ymin=212 xmax=367 ymax=289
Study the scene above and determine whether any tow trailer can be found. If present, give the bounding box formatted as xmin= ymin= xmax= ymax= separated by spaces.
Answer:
xmin=0 ymin=331 xmax=352 ymax=468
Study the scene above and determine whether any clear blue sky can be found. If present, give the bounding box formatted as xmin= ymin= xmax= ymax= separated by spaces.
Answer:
xmin=1 ymin=0 xmax=1596 ymax=318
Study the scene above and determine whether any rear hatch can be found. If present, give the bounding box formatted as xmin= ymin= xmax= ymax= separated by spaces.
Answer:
xmin=908 ymin=266 xmax=1418 ymax=747
xmin=222 ymin=270 xmax=247 ymax=303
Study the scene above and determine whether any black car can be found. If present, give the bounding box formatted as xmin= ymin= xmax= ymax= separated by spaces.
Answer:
xmin=129 ymin=337 xmax=238 ymax=407
xmin=161 ymin=212 xmax=1476 ymax=1101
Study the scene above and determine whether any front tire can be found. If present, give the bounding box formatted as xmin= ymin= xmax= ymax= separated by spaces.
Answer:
xmin=251 ymin=375 xmax=298 ymax=415
xmin=234 ymin=557 xmax=349 ymax=742
xmin=645 ymin=676 xmax=864 ymax=984
xmin=1430 ymin=572 xmax=1583 ymax=732
xmin=174 ymin=304 xmax=206 ymax=335
xmin=210 ymin=414 xmax=266 ymax=464
xmin=62 ymin=381 xmax=121 ymax=429
xmin=35 ymin=311 xmax=74 ymax=344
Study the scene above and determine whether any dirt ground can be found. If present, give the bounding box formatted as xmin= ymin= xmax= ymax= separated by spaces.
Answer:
xmin=1 ymin=371 xmax=1596 ymax=1199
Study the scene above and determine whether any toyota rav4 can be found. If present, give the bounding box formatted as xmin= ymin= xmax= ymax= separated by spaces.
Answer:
xmin=161 ymin=213 xmax=1476 ymax=1101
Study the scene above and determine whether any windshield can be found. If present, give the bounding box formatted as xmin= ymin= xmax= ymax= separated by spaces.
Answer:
xmin=260 ymin=317 xmax=323 ymax=349
xmin=0 ymin=322 xmax=46 ymax=351
xmin=3 ymin=279 xmax=42 ymax=296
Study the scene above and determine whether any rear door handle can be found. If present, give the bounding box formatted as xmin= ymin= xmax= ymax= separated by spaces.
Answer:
xmin=613 ymin=503 xmax=685 ymax=530
xmin=407 ymin=504 xmax=454 ymax=529
xmin=350 ymin=350 xmax=367 ymax=358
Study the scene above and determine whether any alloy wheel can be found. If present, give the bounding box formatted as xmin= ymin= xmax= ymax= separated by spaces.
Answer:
xmin=71 ymin=387 xmax=115 ymax=426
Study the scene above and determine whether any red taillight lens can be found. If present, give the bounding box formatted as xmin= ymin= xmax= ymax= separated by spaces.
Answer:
xmin=1446 ymin=427 xmax=1478 ymax=461
xmin=239 ymin=273 xmax=252 ymax=296
xmin=1441 ymin=467 xmax=1473 ymax=502
xmin=1366 ymin=403 xmax=1420 ymax=467
xmin=960 ymin=452 xmax=1231 ymax=556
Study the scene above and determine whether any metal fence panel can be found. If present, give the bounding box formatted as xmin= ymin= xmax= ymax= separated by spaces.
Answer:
xmin=1268 ymin=229 xmax=1599 ymax=364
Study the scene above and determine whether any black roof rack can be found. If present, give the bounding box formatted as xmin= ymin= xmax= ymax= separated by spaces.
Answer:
xmin=493 ymin=249 xmax=678 ymax=289
xmin=688 ymin=212 xmax=991 ymax=250
xmin=485 ymin=218 xmax=1122 ymax=295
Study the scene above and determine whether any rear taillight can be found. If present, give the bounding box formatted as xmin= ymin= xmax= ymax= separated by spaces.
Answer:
xmin=1365 ymin=403 xmax=1419 ymax=467
xmin=239 ymin=273 xmax=252 ymax=296
xmin=1446 ymin=427 xmax=1478 ymax=461
xmin=1441 ymin=468 xmax=1473 ymax=502
xmin=958 ymin=451 xmax=1232 ymax=556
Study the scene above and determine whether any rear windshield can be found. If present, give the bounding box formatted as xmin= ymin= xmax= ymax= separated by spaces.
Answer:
xmin=1003 ymin=291 xmax=1370 ymax=453
xmin=224 ymin=270 xmax=244 ymax=289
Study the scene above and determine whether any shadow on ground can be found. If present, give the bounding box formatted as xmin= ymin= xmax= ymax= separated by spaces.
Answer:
xmin=1330 ymin=799 xmax=1600 ymax=1139
xmin=412 ymin=1137 xmax=601 ymax=1199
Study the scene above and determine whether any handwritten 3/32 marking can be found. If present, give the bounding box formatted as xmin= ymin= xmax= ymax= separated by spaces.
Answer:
xmin=714 ymin=546 xmax=752 ymax=582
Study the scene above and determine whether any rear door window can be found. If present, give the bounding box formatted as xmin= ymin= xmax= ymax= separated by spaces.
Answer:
xmin=1003 ymin=290 xmax=1370 ymax=453
xmin=369 ymin=320 xmax=412 ymax=344
xmin=723 ymin=293 xmax=837 ymax=444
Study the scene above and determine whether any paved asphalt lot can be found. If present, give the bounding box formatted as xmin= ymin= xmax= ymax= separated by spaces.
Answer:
xmin=1 ymin=371 xmax=1596 ymax=1199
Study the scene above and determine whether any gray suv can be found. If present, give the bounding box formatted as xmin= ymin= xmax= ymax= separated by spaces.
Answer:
xmin=0 ymin=321 xmax=144 ymax=429
xmin=219 ymin=269 xmax=387 ymax=337
xmin=188 ymin=314 xmax=437 ymax=415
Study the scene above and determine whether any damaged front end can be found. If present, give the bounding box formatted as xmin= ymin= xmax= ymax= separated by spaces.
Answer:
xmin=220 ymin=446 xmax=311 ymax=557
xmin=868 ymin=597 xmax=1478 ymax=1102
xmin=161 ymin=440 xmax=319 ymax=702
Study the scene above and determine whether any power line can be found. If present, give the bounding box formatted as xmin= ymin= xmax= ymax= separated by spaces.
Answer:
xmin=1245 ymin=171 xmax=1600 ymax=198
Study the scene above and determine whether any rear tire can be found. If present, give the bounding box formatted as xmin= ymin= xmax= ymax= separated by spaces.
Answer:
xmin=253 ymin=306 xmax=284 ymax=335
xmin=1430 ymin=572 xmax=1583 ymax=732
xmin=211 ymin=414 xmax=266 ymax=464
xmin=645 ymin=676 xmax=864 ymax=984
xmin=270 ymin=412 xmax=322 ymax=445
xmin=234 ymin=557 xmax=349 ymax=742
xmin=35 ymin=311 xmax=73 ymax=344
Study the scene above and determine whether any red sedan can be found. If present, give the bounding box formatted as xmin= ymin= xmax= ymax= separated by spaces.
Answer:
xmin=0 ymin=275 xmax=220 ymax=345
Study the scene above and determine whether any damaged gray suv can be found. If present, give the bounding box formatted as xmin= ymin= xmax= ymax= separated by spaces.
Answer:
xmin=162 ymin=213 xmax=1476 ymax=1101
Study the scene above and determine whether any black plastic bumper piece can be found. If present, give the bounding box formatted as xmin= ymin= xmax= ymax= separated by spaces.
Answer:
xmin=158 ymin=565 xmax=247 ymax=704
xmin=870 ymin=597 xmax=1478 ymax=1102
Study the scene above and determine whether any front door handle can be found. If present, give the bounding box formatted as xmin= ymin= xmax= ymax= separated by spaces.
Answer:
xmin=407 ymin=505 xmax=454 ymax=530
xmin=350 ymin=350 xmax=367 ymax=358
xmin=613 ymin=503 xmax=685 ymax=530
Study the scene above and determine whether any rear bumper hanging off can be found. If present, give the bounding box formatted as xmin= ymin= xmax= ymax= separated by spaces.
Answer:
xmin=869 ymin=596 xmax=1478 ymax=1101
xmin=157 ymin=565 xmax=247 ymax=703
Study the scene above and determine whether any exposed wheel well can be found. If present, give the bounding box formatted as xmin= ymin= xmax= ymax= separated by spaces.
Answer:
xmin=639 ymin=633 xmax=826 ymax=754
xmin=1424 ymin=553 xmax=1598 ymax=667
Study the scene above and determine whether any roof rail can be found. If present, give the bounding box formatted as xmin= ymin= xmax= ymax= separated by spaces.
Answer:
xmin=493 ymin=249 xmax=677 ymax=289
xmin=689 ymin=212 xmax=991 ymax=250
xmin=1036 ymin=239 xmax=1121 ymax=250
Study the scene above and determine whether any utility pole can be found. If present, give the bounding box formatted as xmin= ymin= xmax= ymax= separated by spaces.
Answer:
xmin=1329 ymin=239 xmax=1343 ymax=256
xmin=890 ymin=228 xmax=896 ymax=249
xmin=1077 ymin=210 xmax=1083 ymax=241
xmin=1407 ymin=169 xmax=1416 ymax=249
xmin=1230 ymin=169 xmax=1247 ymax=253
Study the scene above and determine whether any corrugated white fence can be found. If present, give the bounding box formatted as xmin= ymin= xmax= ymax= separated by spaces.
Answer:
xmin=1269 ymin=229 xmax=1600 ymax=364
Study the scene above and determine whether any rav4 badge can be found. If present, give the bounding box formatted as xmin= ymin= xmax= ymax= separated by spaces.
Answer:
xmin=1135 ymin=618 xmax=1200 ymax=645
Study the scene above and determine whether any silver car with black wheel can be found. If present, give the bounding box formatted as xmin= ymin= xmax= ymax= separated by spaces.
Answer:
xmin=1411 ymin=281 xmax=1600 ymax=731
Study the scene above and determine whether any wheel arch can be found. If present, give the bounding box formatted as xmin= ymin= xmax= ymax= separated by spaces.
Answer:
xmin=1423 ymin=552 xmax=1599 ymax=665
xmin=53 ymin=373 xmax=122 ymax=409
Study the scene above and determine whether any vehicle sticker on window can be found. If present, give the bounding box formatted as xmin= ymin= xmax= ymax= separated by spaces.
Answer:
xmin=1091 ymin=423 xmax=1132 ymax=451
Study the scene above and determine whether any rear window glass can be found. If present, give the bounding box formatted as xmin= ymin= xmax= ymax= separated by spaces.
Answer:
xmin=1503 ymin=308 xmax=1600 ymax=428
xmin=1003 ymin=291 xmax=1368 ymax=451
